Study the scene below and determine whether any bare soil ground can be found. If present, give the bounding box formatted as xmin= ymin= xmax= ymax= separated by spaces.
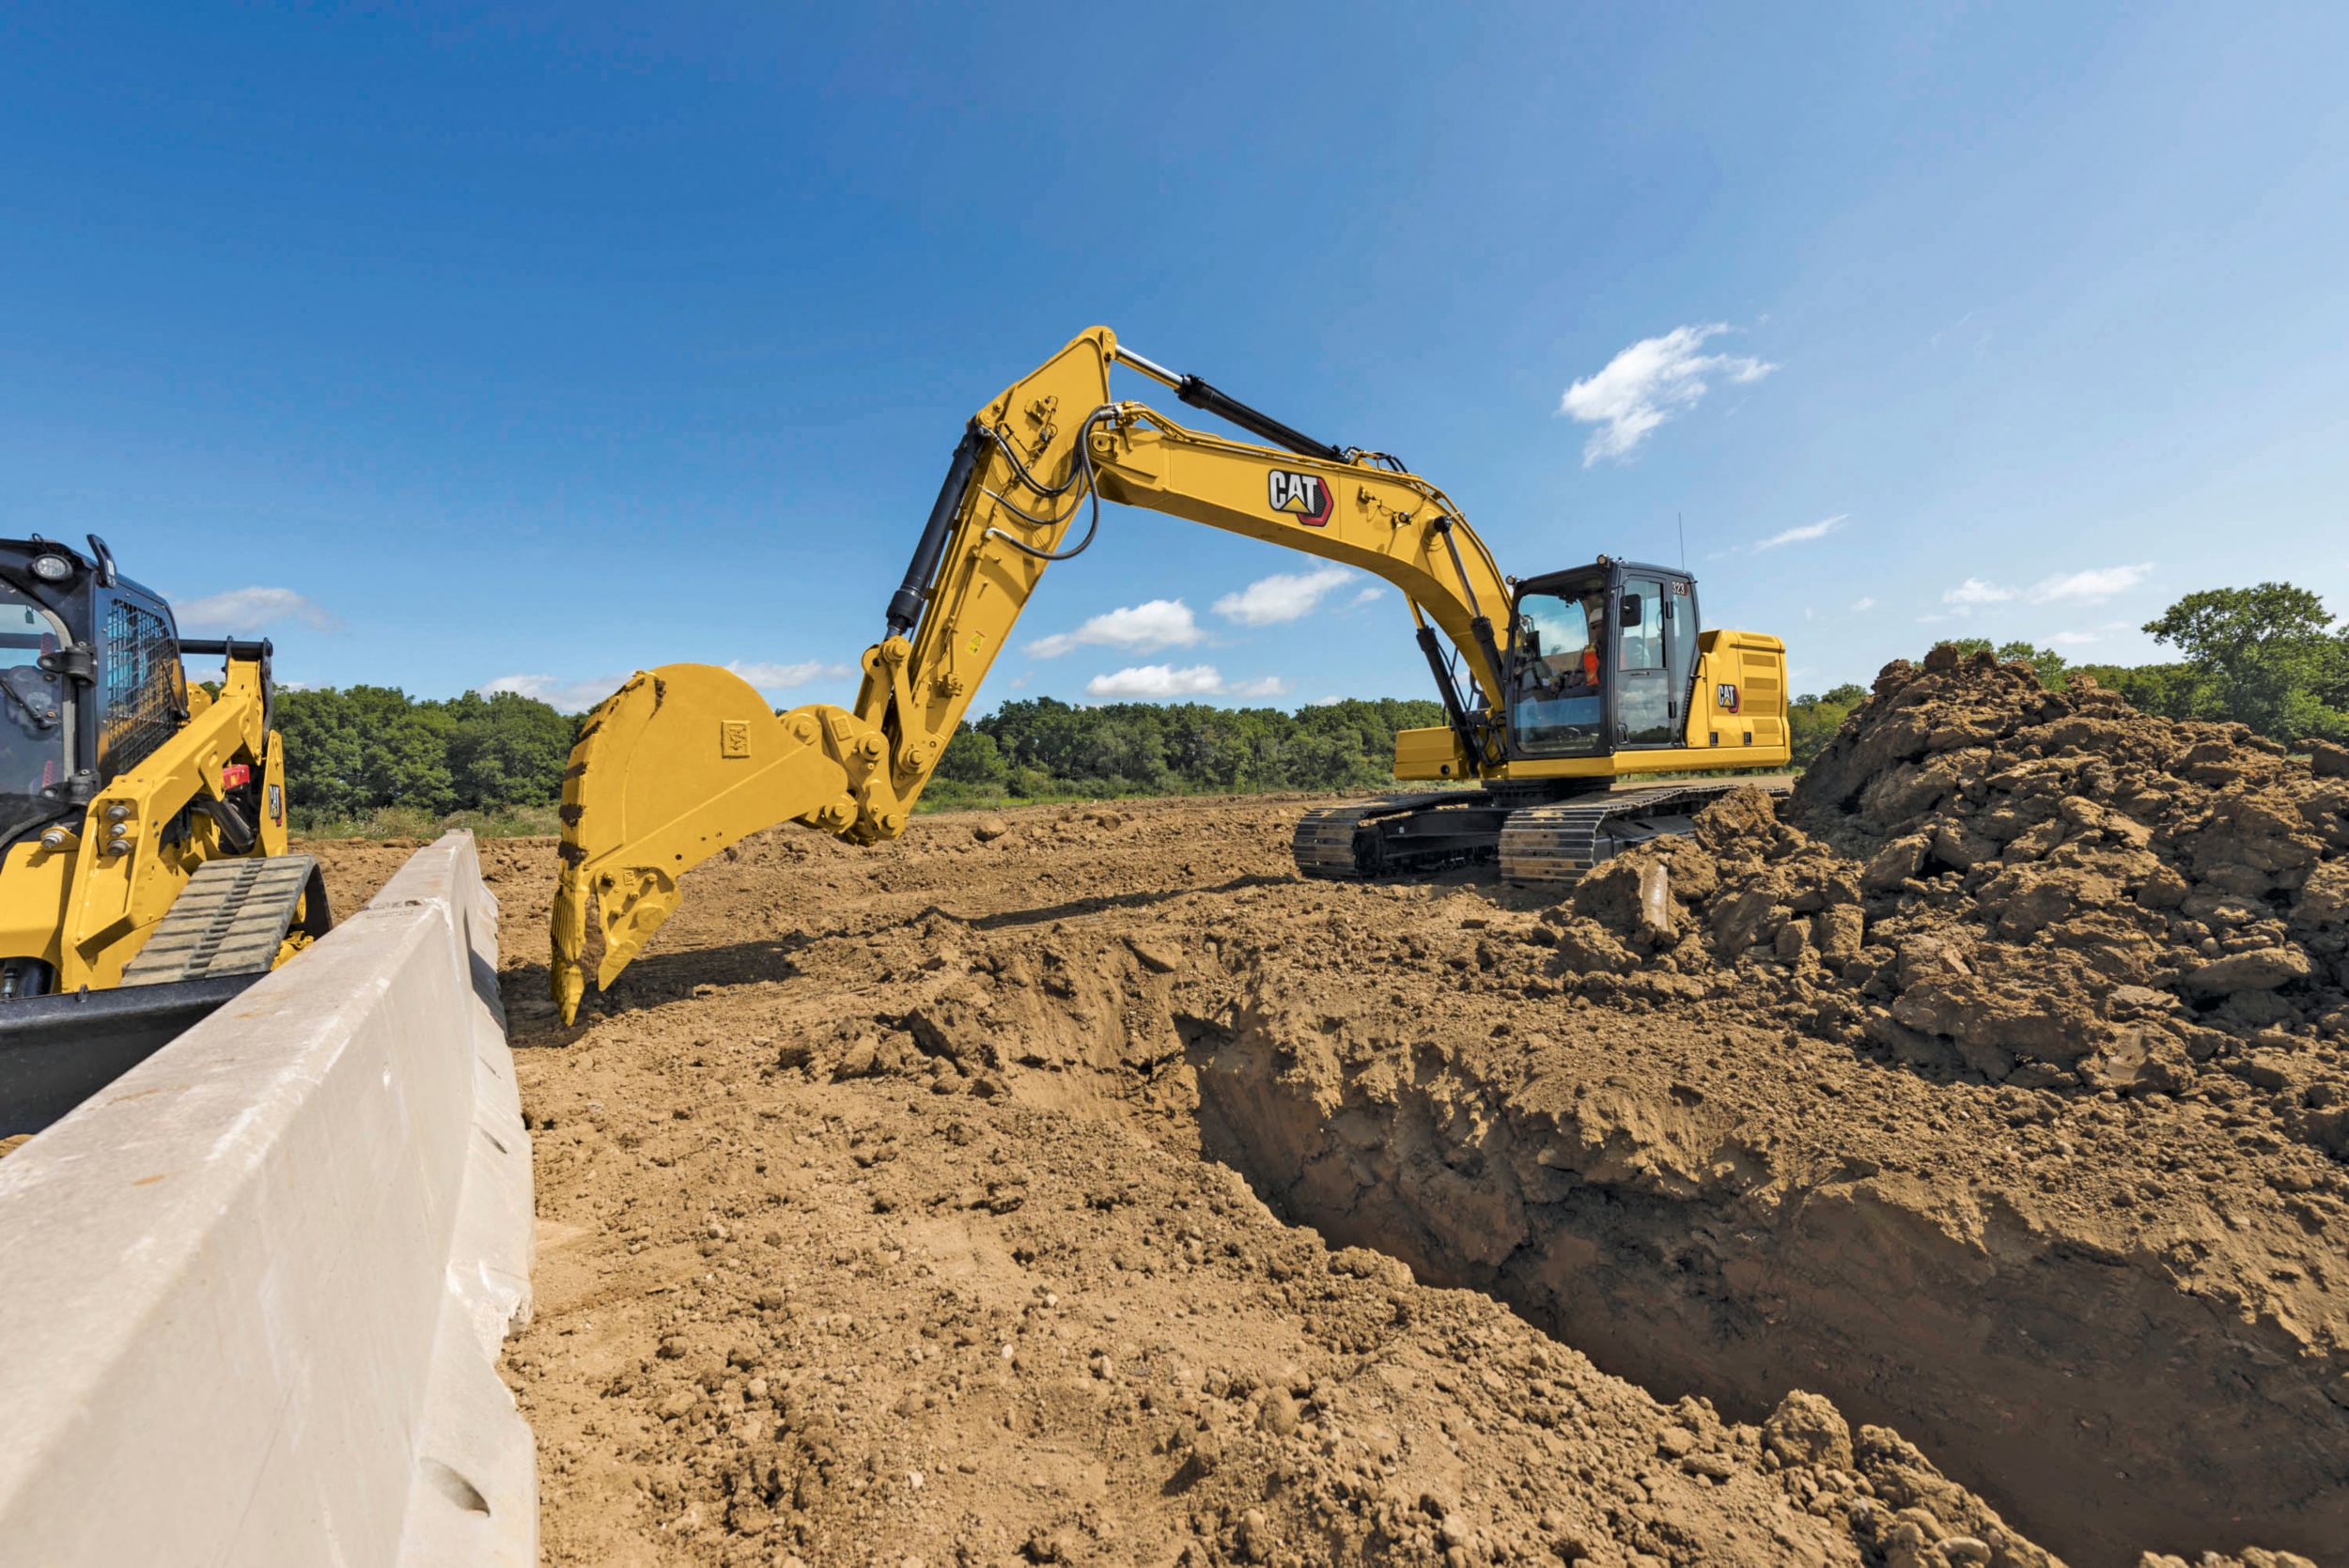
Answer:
xmin=309 ymin=659 xmax=2348 ymax=1568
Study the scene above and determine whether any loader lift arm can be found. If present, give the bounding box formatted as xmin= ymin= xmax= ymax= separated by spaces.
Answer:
xmin=551 ymin=326 xmax=1519 ymax=1020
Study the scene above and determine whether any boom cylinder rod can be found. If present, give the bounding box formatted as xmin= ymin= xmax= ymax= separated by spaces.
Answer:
xmin=1415 ymin=624 xmax=1479 ymax=773
xmin=885 ymin=423 xmax=986 ymax=636
xmin=1112 ymin=345 xmax=1346 ymax=464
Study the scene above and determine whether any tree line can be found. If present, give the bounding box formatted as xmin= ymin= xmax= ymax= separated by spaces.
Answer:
xmin=269 ymin=582 xmax=2349 ymax=830
xmin=930 ymin=696 xmax=1450 ymax=804
xmin=275 ymin=687 xmax=578 ymax=831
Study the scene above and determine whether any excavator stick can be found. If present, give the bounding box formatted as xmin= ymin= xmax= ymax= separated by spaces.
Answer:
xmin=550 ymin=332 xmax=1123 ymax=1022
xmin=551 ymin=663 xmax=907 ymax=1023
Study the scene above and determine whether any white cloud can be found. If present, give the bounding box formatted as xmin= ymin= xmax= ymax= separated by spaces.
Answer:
xmin=476 ymin=672 xmax=632 ymax=712
xmin=725 ymin=659 xmax=853 ymax=694
xmin=1559 ymin=323 xmax=1777 ymax=465
xmin=1348 ymin=586 xmax=1386 ymax=608
xmin=1851 ymin=596 xmax=1876 ymax=612
xmin=1025 ymin=598 xmax=1201 ymax=658
xmin=2027 ymin=563 xmax=2152 ymax=604
xmin=174 ymin=586 xmax=338 ymax=632
xmin=1084 ymin=664 xmax=1292 ymax=701
xmin=1943 ymin=578 xmax=2016 ymax=605
xmin=474 ymin=658 xmax=850 ymax=714
xmin=2046 ymin=619 xmax=2136 ymax=647
xmin=1213 ymin=566 xmax=1357 ymax=626
xmin=1086 ymin=664 xmax=1224 ymax=698
xmin=1308 ymin=693 xmax=1347 ymax=706
xmin=1755 ymin=514 xmax=1846 ymax=551
xmin=1936 ymin=563 xmax=2153 ymax=616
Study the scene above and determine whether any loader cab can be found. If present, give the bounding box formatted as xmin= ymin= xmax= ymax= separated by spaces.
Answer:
xmin=0 ymin=536 xmax=185 ymax=846
xmin=1505 ymin=559 xmax=1699 ymax=759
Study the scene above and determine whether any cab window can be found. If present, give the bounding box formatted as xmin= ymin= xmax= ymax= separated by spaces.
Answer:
xmin=1620 ymin=581 xmax=1665 ymax=671
xmin=1509 ymin=586 xmax=1607 ymax=755
xmin=0 ymin=586 xmax=70 ymax=804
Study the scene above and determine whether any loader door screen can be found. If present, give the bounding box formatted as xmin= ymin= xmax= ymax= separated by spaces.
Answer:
xmin=98 ymin=595 xmax=180 ymax=782
xmin=1510 ymin=587 xmax=1606 ymax=756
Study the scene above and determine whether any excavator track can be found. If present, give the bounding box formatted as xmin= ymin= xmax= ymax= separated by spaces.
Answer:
xmin=1291 ymin=791 xmax=1498 ymax=879
xmin=1497 ymin=780 xmax=1792 ymax=886
xmin=119 ymin=854 xmax=326 ymax=985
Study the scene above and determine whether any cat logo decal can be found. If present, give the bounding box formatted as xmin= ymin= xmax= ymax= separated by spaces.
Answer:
xmin=1266 ymin=470 xmax=1333 ymax=527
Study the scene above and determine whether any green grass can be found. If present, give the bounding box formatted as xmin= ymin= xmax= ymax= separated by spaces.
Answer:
xmin=910 ymin=782 xmax=1202 ymax=815
xmin=291 ymin=802 xmax=565 ymax=840
xmin=910 ymin=780 xmax=1354 ymax=815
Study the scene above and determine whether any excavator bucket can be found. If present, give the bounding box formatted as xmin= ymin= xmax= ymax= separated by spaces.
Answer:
xmin=551 ymin=664 xmax=884 ymax=1024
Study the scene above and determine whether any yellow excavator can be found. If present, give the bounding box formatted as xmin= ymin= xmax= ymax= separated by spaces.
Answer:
xmin=0 ymin=536 xmax=329 ymax=1131
xmin=551 ymin=328 xmax=1788 ymax=1021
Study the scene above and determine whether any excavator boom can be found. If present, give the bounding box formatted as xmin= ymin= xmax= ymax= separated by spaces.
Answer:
xmin=550 ymin=328 xmax=1522 ymax=1020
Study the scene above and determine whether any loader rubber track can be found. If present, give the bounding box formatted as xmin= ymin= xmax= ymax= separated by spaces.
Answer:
xmin=1497 ymin=780 xmax=1791 ymax=886
xmin=120 ymin=854 xmax=324 ymax=986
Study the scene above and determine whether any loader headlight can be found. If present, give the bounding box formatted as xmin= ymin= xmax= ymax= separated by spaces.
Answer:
xmin=30 ymin=553 xmax=72 ymax=582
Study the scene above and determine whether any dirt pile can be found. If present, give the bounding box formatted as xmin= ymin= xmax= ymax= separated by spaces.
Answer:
xmin=1551 ymin=650 xmax=2349 ymax=1153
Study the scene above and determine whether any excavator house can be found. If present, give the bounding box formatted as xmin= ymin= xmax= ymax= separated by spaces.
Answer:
xmin=552 ymin=328 xmax=1789 ymax=1021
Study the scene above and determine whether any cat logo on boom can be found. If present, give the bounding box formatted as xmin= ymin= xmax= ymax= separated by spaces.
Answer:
xmin=1267 ymin=469 xmax=1333 ymax=527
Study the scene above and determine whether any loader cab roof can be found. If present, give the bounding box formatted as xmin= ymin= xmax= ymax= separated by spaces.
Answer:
xmin=0 ymin=536 xmax=187 ymax=835
xmin=0 ymin=536 xmax=173 ymax=637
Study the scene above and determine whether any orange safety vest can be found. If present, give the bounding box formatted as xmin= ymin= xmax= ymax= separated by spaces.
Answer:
xmin=1580 ymin=648 xmax=1599 ymax=682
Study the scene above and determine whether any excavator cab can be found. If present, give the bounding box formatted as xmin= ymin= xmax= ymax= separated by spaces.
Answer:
xmin=1504 ymin=561 xmax=1703 ymax=759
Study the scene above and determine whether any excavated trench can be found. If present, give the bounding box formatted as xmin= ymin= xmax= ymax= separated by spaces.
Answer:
xmin=1161 ymin=990 xmax=2348 ymax=1568
xmin=870 ymin=875 xmax=2346 ymax=1568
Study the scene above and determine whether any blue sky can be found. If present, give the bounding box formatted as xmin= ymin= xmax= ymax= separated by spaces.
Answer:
xmin=4 ymin=3 xmax=2345 ymax=711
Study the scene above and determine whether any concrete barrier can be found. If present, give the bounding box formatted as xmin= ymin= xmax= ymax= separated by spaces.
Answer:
xmin=0 ymin=831 xmax=536 ymax=1566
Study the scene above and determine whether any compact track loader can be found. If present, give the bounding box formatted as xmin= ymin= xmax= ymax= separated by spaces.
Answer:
xmin=552 ymin=328 xmax=1790 ymax=1020
xmin=0 ymin=536 xmax=328 ymax=1131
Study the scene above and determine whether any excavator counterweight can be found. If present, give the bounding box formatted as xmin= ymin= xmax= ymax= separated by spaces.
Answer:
xmin=549 ymin=329 xmax=1792 ymax=1022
